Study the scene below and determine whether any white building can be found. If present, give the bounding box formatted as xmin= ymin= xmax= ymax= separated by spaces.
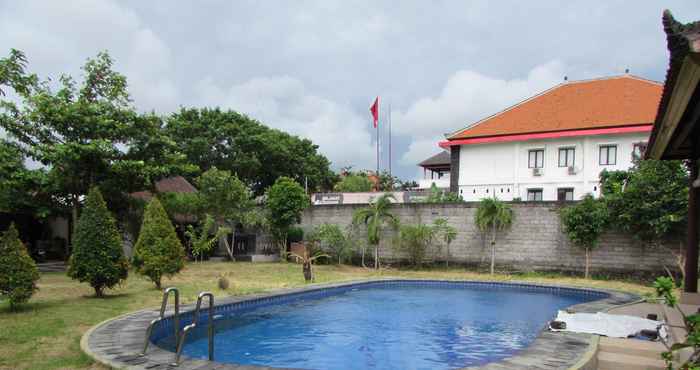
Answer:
xmin=417 ymin=151 xmax=451 ymax=189
xmin=438 ymin=75 xmax=663 ymax=201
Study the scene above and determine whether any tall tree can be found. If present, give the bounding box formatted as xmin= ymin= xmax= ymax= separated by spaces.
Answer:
xmin=0 ymin=51 xmax=184 ymax=230
xmin=67 ymin=187 xmax=128 ymax=297
xmin=166 ymin=107 xmax=336 ymax=194
xmin=352 ymin=193 xmax=399 ymax=269
xmin=475 ymin=197 xmax=513 ymax=275
xmin=265 ymin=177 xmax=310 ymax=256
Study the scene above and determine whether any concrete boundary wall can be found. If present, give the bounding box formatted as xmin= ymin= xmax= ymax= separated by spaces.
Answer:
xmin=300 ymin=202 xmax=680 ymax=274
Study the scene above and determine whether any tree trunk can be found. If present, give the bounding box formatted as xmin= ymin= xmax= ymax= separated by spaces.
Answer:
xmin=155 ymin=278 xmax=162 ymax=290
xmin=223 ymin=227 xmax=235 ymax=261
xmin=374 ymin=245 xmax=380 ymax=270
xmin=303 ymin=261 xmax=312 ymax=282
xmin=446 ymin=243 xmax=450 ymax=268
xmin=70 ymin=193 xmax=79 ymax=258
xmin=490 ymin=223 xmax=496 ymax=275
xmin=94 ymin=286 xmax=103 ymax=298
xmin=585 ymin=248 xmax=590 ymax=279
xmin=361 ymin=246 xmax=366 ymax=268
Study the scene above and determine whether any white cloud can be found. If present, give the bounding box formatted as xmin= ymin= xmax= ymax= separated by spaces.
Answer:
xmin=397 ymin=61 xmax=566 ymax=169
xmin=194 ymin=76 xmax=376 ymax=170
xmin=0 ymin=0 xmax=178 ymax=112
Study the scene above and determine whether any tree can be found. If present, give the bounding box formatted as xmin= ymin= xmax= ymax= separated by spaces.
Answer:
xmin=395 ymin=223 xmax=436 ymax=267
xmin=266 ymin=177 xmax=310 ymax=256
xmin=311 ymin=224 xmax=351 ymax=264
xmin=603 ymin=160 xmax=688 ymax=243
xmin=0 ymin=51 xmax=185 ymax=236
xmin=132 ymin=197 xmax=185 ymax=289
xmin=0 ymin=49 xmax=36 ymax=96
xmin=0 ymin=140 xmax=49 ymax=216
xmin=194 ymin=168 xmax=255 ymax=260
xmin=602 ymin=160 xmax=688 ymax=278
xmin=334 ymin=174 xmax=373 ymax=192
xmin=185 ymin=214 xmax=231 ymax=263
xmin=287 ymin=249 xmax=329 ymax=282
xmin=166 ymin=108 xmax=336 ymax=194
xmin=67 ymin=187 xmax=128 ymax=297
xmin=475 ymin=197 xmax=513 ymax=274
xmin=654 ymin=276 xmax=700 ymax=369
xmin=433 ymin=218 xmax=457 ymax=267
xmin=0 ymin=224 xmax=40 ymax=310
xmin=560 ymin=195 xmax=609 ymax=278
xmin=352 ymin=193 xmax=399 ymax=269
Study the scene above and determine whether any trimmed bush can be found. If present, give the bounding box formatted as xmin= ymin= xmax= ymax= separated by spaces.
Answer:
xmin=68 ymin=187 xmax=129 ymax=297
xmin=0 ymin=223 xmax=40 ymax=309
xmin=560 ymin=194 xmax=609 ymax=279
xmin=132 ymin=197 xmax=185 ymax=289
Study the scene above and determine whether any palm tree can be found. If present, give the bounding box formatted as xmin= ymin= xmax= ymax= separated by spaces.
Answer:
xmin=475 ymin=197 xmax=514 ymax=274
xmin=433 ymin=218 xmax=457 ymax=267
xmin=352 ymin=193 xmax=399 ymax=269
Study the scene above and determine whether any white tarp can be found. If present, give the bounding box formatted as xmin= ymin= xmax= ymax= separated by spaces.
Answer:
xmin=550 ymin=310 xmax=667 ymax=339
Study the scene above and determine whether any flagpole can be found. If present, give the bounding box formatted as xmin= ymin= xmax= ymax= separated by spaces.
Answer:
xmin=388 ymin=101 xmax=392 ymax=179
xmin=376 ymin=104 xmax=380 ymax=176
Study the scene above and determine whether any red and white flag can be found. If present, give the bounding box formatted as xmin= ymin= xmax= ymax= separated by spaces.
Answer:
xmin=370 ymin=96 xmax=379 ymax=128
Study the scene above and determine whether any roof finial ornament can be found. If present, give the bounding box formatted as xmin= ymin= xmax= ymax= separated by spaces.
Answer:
xmin=625 ymin=68 xmax=630 ymax=74
xmin=563 ymin=76 xmax=568 ymax=81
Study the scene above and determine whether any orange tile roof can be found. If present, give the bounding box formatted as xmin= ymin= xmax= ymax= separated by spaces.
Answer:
xmin=448 ymin=75 xmax=663 ymax=140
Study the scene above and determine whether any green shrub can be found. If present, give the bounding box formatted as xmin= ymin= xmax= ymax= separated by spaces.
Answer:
xmin=132 ymin=197 xmax=185 ymax=289
xmin=424 ymin=183 xmax=464 ymax=203
xmin=334 ymin=174 xmax=373 ymax=192
xmin=309 ymin=224 xmax=351 ymax=264
xmin=395 ymin=223 xmax=436 ymax=267
xmin=67 ymin=187 xmax=129 ymax=297
xmin=0 ymin=224 xmax=40 ymax=309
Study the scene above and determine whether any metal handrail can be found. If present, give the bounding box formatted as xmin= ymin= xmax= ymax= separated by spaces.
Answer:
xmin=173 ymin=291 xmax=215 ymax=366
xmin=141 ymin=287 xmax=180 ymax=356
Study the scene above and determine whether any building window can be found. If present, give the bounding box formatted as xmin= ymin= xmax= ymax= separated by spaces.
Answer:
xmin=599 ymin=145 xmax=617 ymax=165
xmin=528 ymin=149 xmax=544 ymax=168
xmin=558 ymin=147 xmax=575 ymax=167
xmin=632 ymin=142 xmax=647 ymax=161
xmin=557 ymin=188 xmax=574 ymax=201
xmin=527 ymin=188 xmax=543 ymax=201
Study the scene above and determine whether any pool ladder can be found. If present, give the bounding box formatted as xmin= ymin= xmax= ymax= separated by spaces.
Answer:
xmin=173 ymin=291 xmax=215 ymax=366
xmin=141 ymin=287 xmax=180 ymax=356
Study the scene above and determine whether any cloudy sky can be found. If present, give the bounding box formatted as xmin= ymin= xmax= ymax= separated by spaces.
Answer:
xmin=1 ymin=1 xmax=699 ymax=180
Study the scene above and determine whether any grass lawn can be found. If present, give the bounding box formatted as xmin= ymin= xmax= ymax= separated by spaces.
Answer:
xmin=0 ymin=261 xmax=655 ymax=370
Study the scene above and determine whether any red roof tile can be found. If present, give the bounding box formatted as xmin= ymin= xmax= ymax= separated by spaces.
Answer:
xmin=448 ymin=75 xmax=663 ymax=140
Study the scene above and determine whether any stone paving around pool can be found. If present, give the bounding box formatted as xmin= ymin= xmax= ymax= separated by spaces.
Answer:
xmin=81 ymin=279 xmax=638 ymax=370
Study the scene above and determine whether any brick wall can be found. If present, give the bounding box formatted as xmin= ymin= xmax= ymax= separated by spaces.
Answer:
xmin=300 ymin=202 xmax=681 ymax=274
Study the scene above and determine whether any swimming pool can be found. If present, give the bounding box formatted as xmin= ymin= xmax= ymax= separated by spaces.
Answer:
xmin=149 ymin=281 xmax=606 ymax=370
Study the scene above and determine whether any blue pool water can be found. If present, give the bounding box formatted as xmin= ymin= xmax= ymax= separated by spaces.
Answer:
xmin=155 ymin=282 xmax=601 ymax=370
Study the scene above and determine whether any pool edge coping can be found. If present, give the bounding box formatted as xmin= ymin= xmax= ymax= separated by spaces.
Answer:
xmin=82 ymin=278 xmax=639 ymax=370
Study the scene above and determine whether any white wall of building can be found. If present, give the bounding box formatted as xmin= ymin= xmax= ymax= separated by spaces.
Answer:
xmin=456 ymin=132 xmax=648 ymax=201
xmin=418 ymin=176 xmax=450 ymax=189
